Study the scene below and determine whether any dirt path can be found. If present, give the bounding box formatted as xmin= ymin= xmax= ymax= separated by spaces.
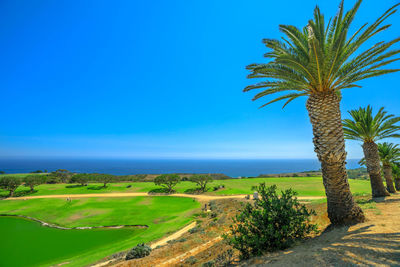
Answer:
xmin=246 ymin=194 xmax=400 ymax=266
xmin=91 ymin=222 xmax=198 ymax=267
xmin=150 ymin=222 xmax=197 ymax=249
xmin=157 ymin=236 xmax=223 ymax=267
xmin=5 ymin=192 xmax=325 ymax=201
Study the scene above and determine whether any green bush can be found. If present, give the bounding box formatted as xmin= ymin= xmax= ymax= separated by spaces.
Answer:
xmin=125 ymin=243 xmax=152 ymax=260
xmin=202 ymin=260 xmax=215 ymax=267
xmin=224 ymin=183 xmax=317 ymax=260
xmin=185 ymin=256 xmax=197 ymax=265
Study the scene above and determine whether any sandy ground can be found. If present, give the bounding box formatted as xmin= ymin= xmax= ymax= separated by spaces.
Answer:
xmin=245 ymin=194 xmax=400 ymax=267
xmin=156 ymin=236 xmax=223 ymax=267
xmin=6 ymin=192 xmax=325 ymax=201
xmin=150 ymin=222 xmax=197 ymax=249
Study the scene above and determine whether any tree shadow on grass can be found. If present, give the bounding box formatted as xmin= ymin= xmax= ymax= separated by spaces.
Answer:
xmin=148 ymin=188 xmax=174 ymax=194
xmin=184 ymin=188 xmax=203 ymax=194
xmin=65 ymin=184 xmax=86 ymax=188
xmin=87 ymin=185 xmax=105 ymax=190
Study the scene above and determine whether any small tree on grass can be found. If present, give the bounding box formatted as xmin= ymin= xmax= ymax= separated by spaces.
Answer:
xmin=189 ymin=174 xmax=213 ymax=192
xmin=97 ymin=174 xmax=115 ymax=188
xmin=154 ymin=174 xmax=180 ymax=193
xmin=224 ymin=183 xmax=317 ymax=260
xmin=23 ymin=175 xmax=45 ymax=192
xmin=70 ymin=173 xmax=90 ymax=186
xmin=0 ymin=176 xmax=22 ymax=197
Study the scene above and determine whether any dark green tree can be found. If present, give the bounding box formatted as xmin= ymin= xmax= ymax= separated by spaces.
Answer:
xmin=0 ymin=176 xmax=22 ymax=197
xmin=70 ymin=173 xmax=90 ymax=186
xmin=244 ymin=0 xmax=400 ymax=224
xmin=189 ymin=174 xmax=213 ymax=192
xmin=154 ymin=174 xmax=181 ymax=193
xmin=343 ymin=106 xmax=400 ymax=196
xmin=96 ymin=174 xmax=115 ymax=188
xmin=51 ymin=169 xmax=73 ymax=183
xmin=23 ymin=175 xmax=45 ymax=192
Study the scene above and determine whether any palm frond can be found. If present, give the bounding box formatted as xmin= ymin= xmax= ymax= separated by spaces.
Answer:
xmin=343 ymin=106 xmax=400 ymax=143
xmin=245 ymin=1 xmax=400 ymax=107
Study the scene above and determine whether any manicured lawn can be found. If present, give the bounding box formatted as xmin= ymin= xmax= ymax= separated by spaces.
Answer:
xmin=0 ymin=196 xmax=200 ymax=267
xmin=0 ymin=176 xmax=371 ymax=197
xmin=212 ymin=177 xmax=371 ymax=196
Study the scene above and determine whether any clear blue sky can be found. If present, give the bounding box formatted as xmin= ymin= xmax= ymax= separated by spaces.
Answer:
xmin=1 ymin=0 xmax=399 ymax=159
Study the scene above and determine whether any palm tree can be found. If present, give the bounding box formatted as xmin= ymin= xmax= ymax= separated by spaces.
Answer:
xmin=343 ymin=106 xmax=400 ymax=196
xmin=378 ymin=142 xmax=400 ymax=193
xmin=244 ymin=0 xmax=400 ymax=225
xmin=392 ymin=164 xmax=400 ymax=191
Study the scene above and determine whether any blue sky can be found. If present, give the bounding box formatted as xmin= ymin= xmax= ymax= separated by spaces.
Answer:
xmin=1 ymin=0 xmax=399 ymax=159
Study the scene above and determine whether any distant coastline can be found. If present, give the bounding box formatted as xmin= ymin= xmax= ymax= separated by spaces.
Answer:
xmin=0 ymin=158 xmax=361 ymax=177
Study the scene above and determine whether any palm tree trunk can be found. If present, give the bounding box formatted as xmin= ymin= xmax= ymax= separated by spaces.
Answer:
xmin=395 ymin=179 xmax=400 ymax=191
xmin=382 ymin=163 xmax=396 ymax=193
xmin=362 ymin=142 xmax=390 ymax=197
xmin=306 ymin=93 xmax=364 ymax=225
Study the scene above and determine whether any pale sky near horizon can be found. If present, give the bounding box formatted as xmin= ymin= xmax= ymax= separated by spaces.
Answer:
xmin=1 ymin=0 xmax=399 ymax=159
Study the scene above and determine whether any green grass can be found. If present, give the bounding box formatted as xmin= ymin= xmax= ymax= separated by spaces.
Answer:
xmin=0 ymin=176 xmax=372 ymax=198
xmin=0 ymin=196 xmax=200 ymax=267
xmin=0 ymin=216 xmax=145 ymax=267
xmin=212 ymin=177 xmax=371 ymax=196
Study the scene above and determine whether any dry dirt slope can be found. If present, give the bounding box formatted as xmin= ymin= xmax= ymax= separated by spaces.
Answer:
xmin=245 ymin=195 xmax=400 ymax=267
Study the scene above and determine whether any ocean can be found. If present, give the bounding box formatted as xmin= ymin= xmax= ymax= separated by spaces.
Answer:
xmin=0 ymin=158 xmax=361 ymax=177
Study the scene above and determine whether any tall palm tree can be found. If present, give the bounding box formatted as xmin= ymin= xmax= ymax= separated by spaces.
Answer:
xmin=244 ymin=0 xmax=400 ymax=225
xmin=378 ymin=142 xmax=400 ymax=193
xmin=392 ymin=164 xmax=400 ymax=191
xmin=343 ymin=106 xmax=400 ymax=196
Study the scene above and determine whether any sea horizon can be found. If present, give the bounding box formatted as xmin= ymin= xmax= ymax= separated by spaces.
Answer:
xmin=0 ymin=158 xmax=362 ymax=177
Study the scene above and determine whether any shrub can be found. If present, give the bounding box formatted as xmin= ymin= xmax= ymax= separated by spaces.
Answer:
xmin=202 ymin=260 xmax=215 ymax=267
xmin=224 ymin=183 xmax=317 ymax=260
xmin=215 ymin=249 xmax=234 ymax=266
xmin=188 ymin=226 xmax=203 ymax=234
xmin=185 ymin=256 xmax=197 ymax=265
xmin=154 ymin=174 xmax=181 ymax=193
xmin=125 ymin=243 xmax=152 ymax=260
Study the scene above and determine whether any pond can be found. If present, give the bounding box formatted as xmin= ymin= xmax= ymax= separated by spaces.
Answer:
xmin=0 ymin=216 xmax=145 ymax=267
